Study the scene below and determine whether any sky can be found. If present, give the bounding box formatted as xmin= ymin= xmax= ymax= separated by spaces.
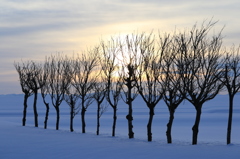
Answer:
xmin=0 ymin=0 xmax=240 ymax=94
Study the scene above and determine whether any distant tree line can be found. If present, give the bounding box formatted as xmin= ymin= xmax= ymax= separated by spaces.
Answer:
xmin=14 ymin=21 xmax=240 ymax=145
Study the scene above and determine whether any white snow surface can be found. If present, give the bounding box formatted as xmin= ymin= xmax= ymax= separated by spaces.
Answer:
xmin=1 ymin=94 xmax=240 ymax=159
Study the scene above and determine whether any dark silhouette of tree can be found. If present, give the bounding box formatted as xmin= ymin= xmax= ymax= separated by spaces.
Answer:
xmin=100 ymin=38 xmax=122 ymax=137
xmin=24 ymin=61 xmax=42 ymax=127
xmin=64 ymin=86 xmax=80 ymax=132
xmin=14 ymin=61 xmax=33 ymax=126
xmin=106 ymin=78 xmax=122 ymax=137
xmin=64 ymin=56 xmax=80 ymax=132
xmin=72 ymin=48 xmax=99 ymax=133
xmin=38 ymin=59 xmax=50 ymax=129
xmin=48 ymin=54 xmax=71 ymax=130
xmin=119 ymin=34 xmax=141 ymax=139
xmin=15 ymin=61 xmax=41 ymax=127
xmin=220 ymin=46 xmax=240 ymax=144
xmin=64 ymin=57 xmax=80 ymax=132
xmin=93 ymin=74 xmax=107 ymax=135
xmin=161 ymin=40 xmax=186 ymax=143
xmin=134 ymin=33 xmax=168 ymax=141
xmin=177 ymin=21 xmax=224 ymax=145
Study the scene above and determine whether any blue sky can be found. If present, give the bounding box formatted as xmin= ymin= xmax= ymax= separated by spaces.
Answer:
xmin=0 ymin=0 xmax=240 ymax=94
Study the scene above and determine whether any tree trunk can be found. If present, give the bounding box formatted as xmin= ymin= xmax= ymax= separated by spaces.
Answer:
xmin=44 ymin=102 xmax=49 ymax=129
xmin=22 ymin=93 xmax=28 ymax=126
xmin=227 ymin=95 xmax=234 ymax=144
xmin=55 ymin=106 xmax=60 ymax=130
xmin=33 ymin=91 xmax=38 ymax=127
xmin=147 ymin=107 xmax=154 ymax=142
xmin=81 ymin=107 xmax=86 ymax=133
xmin=192 ymin=104 xmax=202 ymax=145
xmin=70 ymin=106 xmax=74 ymax=132
xmin=166 ymin=109 xmax=175 ymax=143
xmin=126 ymin=84 xmax=134 ymax=139
xmin=96 ymin=103 xmax=100 ymax=135
xmin=126 ymin=100 xmax=134 ymax=139
xmin=112 ymin=107 xmax=117 ymax=137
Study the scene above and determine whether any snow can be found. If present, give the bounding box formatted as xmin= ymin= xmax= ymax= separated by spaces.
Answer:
xmin=1 ymin=94 xmax=240 ymax=159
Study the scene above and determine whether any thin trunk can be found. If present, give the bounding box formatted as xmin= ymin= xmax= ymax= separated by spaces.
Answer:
xmin=70 ymin=106 xmax=74 ymax=132
xmin=112 ymin=107 xmax=117 ymax=137
xmin=55 ymin=106 xmax=60 ymax=130
xmin=44 ymin=102 xmax=49 ymax=129
xmin=147 ymin=106 xmax=154 ymax=142
xmin=33 ymin=91 xmax=38 ymax=127
xmin=81 ymin=107 xmax=86 ymax=133
xmin=96 ymin=103 xmax=100 ymax=135
xmin=192 ymin=104 xmax=202 ymax=145
xmin=22 ymin=93 xmax=28 ymax=126
xmin=166 ymin=109 xmax=175 ymax=144
xmin=227 ymin=95 xmax=234 ymax=144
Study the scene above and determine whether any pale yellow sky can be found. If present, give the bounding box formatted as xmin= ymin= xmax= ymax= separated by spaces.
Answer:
xmin=0 ymin=0 xmax=240 ymax=94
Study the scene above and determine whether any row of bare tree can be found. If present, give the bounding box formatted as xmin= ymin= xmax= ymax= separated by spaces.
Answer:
xmin=15 ymin=21 xmax=240 ymax=145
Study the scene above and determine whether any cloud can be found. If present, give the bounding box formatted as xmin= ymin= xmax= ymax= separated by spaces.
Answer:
xmin=0 ymin=23 xmax=67 ymax=37
xmin=1 ymin=0 xmax=236 ymax=39
xmin=1 ymin=0 xmax=240 ymax=94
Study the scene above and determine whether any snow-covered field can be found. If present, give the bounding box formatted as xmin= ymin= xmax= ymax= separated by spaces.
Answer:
xmin=1 ymin=94 xmax=240 ymax=159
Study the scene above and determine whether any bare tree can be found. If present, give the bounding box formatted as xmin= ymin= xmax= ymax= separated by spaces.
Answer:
xmin=100 ymin=38 xmax=122 ymax=137
xmin=64 ymin=58 xmax=80 ymax=132
xmin=161 ymin=39 xmax=186 ymax=143
xmin=24 ymin=61 xmax=42 ymax=128
xmin=72 ymin=48 xmax=99 ymax=133
xmin=14 ymin=61 xmax=33 ymax=126
xmin=220 ymin=46 xmax=240 ymax=144
xmin=38 ymin=59 xmax=50 ymax=129
xmin=106 ymin=78 xmax=122 ymax=137
xmin=134 ymin=33 xmax=169 ymax=141
xmin=93 ymin=74 xmax=107 ymax=135
xmin=15 ymin=61 xmax=41 ymax=127
xmin=48 ymin=54 xmax=71 ymax=130
xmin=119 ymin=34 xmax=141 ymax=139
xmin=64 ymin=86 xmax=80 ymax=132
xmin=177 ymin=21 xmax=224 ymax=145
